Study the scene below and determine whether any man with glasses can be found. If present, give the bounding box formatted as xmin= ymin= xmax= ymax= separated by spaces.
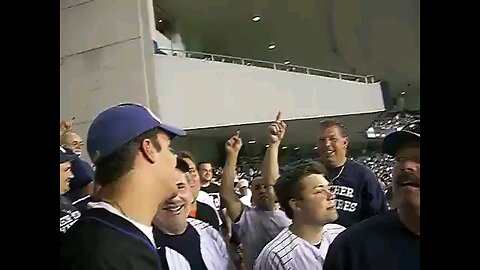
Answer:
xmin=255 ymin=160 xmax=345 ymax=269
xmin=323 ymin=121 xmax=420 ymax=270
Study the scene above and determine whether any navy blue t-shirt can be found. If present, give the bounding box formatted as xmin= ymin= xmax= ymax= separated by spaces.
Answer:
xmin=153 ymin=224 xmax=208 ymax=270
xmin=323 ymin=210 xmax=420 ymax=270
xmin=327 ymin=159 xmax=387 ymax=227
xmin=60 ymin=196 xmax=81 ymax=235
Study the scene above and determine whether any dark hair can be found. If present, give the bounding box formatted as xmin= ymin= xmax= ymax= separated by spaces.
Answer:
xmin=319 ymin=119 xmax=348 ymax=137
xmin=176 ymin=158 xmax=190 ymax=173
xmin=94 ymin=127 xmax=162 ymax=186
xmin=198 ymin=161 xmax=212 ymax=168
xmin=179 ymin=151 xmax=196 ymax=163
xmin=275 ymin=161 xmax=327 ymax=219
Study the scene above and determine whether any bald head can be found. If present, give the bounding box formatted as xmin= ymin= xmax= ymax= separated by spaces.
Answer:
xmin=60 ymin=132 xmax=84 ymax=156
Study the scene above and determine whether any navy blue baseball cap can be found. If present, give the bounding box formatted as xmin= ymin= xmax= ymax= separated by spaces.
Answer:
xmin=382 ymin=121 xmax=420 ymax=156
xmin=60 ymin=146 xmax=77 ymax=164
xmin=70 ymin=159 xmax=95 ymax=190
xmin=87 ymin=103 xmax=186 ymax=164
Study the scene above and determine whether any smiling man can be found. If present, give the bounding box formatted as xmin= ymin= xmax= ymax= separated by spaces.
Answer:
xmin=153 ymin=158 xmax=233 ymax=270
xmin=316 ymin=120 xmax=387 ymax=227
xmin=323 ymin=121 xmax=420 ymax=270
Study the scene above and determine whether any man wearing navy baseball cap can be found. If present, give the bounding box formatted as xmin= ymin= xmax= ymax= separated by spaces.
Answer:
xmin=60 ymin=103 xmax=186 ymax=270
xmin=323 ymin=121 xmax=420 ymax=270
xmin=64 ymin=158 xmax=95 ymax=211
xmin=60 ymin=146 xmax=75 ymax=195
xmin=60 ymin=146 xmax=82 ymax=235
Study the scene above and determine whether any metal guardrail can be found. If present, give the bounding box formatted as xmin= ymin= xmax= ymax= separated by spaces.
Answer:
xmin=156 ymin=48 xmax=376 ymax=83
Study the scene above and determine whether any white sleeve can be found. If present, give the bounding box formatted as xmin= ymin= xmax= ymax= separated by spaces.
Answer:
xmin=165 ymin=247 xmax=191 ymax=270
xmin=189 ymin=218 xmax=235 ymax=270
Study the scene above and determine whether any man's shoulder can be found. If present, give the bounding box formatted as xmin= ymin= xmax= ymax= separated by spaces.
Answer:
xmin=263 ymin=228 xmax=294 ymax=253
xmin=346 ymin=159 xmax=374 ymax=173
xmin=346 ymin=159 xmax=378 ymax=182
xmin=188 ymin=217 xmax=214 ymax=231
xmin=62 ymin=211 xmax=159 ymax=267
xmin=332 ymin=210 xmax=397 ymax=245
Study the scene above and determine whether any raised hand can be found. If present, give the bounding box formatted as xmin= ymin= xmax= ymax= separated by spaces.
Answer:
xmin=225 ymin=130 xmax=243 ymax=155
xmin=267 ymin=111 xmax=287 ymax=144
xmin=60 ymin=117 xmax=75 ymax=136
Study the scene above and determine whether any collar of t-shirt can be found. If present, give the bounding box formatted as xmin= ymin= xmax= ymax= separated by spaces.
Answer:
xmin=87 ymin=201 xmax=155 ymax=246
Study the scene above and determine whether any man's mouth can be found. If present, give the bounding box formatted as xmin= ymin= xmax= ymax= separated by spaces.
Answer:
xmin=325 ymin=150 xmax=335 ymax=157
xmin=400 ymin=181 xmax=420 ymax=188
xmin=163 ymin=204 xmax=185 ymax=215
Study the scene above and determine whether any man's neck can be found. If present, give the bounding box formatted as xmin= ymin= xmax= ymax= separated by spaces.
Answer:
xmin=158 ymin=224 xmax=188 ymax=235
xmin=100 ymin=179 xmax=157 ymax=227
xmin=289 ymin=221 xmax=324 ymax=245
xmin=152 ymin=217 xmax=188 ymax=235
xmin=191 ymin=200 xmax=197 ymax=212
xmin=327 ymin=156 xmax=348 ymax=168
xmin=397 ymin=207 xmax=420 ymax=236
xmin=200 ymin=181 xmax=211 ymax=188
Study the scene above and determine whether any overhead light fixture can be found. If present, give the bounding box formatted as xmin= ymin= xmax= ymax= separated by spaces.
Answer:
xmin=252 ymin=15 xmax=261 ymax=22
xmin=294 ymin=147 xmax=300 ymax=151
xmin=401 ymin=91 xmax=406 ymax=95
xmin=268 ymin=43 xmax=276 ymax=50
xmin=313 ymin=146 xmax=318 ymax=150
xmin=158 ymin=19 xmax=163 ymax=23
xmin=281 ymin=146 xmax=287 ymax=150
xmin=248 ymin=140 xmax=256 ymax=144
xmin=266 ymin=145 xmax=269 ymax=148
xmin=284 ymin=59 xmax=290 ymax=65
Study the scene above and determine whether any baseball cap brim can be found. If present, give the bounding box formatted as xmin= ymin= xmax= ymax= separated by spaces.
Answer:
xmin=60 ymin=152 xmax=77 ymax=163
xmin=382 ymin=130 xmax=420 ymax=156
xmin=160 ymin=123 xmax=186 ymax=137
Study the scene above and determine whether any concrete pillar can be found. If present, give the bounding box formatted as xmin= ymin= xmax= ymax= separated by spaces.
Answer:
xmin=60 ymin=0 xmax=157 ymax=162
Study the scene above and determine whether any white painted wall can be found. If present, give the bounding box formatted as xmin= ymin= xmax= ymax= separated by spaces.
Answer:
xmin=153 ymin=55 xmax=385 ymax=129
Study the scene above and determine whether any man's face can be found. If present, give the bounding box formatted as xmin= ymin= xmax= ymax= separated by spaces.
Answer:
xmin=293 ymin=174 xmax=337 ymax=225
xmin=62 ymin=132 xmax=84 ymax=156
xmin=317 ymin=125 xmax=348 ymax=166
xmin=60 ymin=162 xmax=73 ymax=195
xmin=154 ymin=169 xmax=192 ymax=233
xmin=183 ymin=158 xmax=200 ymax=199
xmin=251 ymin=177 xmax=277 ymax=210
xmin=392 ymin=141 xmax=420 ymax=212
xmin=199 ymin=163 xmax=213 ymax=183
xmin=153 ymin=132 xmax=178 ymax=203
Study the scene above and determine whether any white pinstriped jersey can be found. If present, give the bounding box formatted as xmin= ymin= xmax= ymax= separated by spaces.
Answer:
xmin=254 ymin=224 xmax=345 ymax=270
xmin=156 ymin=218 xmax=234 ymax=270
xmin=235 ymin=206 xmax=292 ymax=270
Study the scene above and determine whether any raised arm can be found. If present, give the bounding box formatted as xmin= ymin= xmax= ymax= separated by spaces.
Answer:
xmin=262 ymin=111 xmax=287 ymax=186
xmin=219 ymin=132 xmax=244 ymax=221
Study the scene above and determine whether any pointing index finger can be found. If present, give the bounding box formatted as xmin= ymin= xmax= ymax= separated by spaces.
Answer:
xmin=275 ymin=111 xmax=282 ymax=122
